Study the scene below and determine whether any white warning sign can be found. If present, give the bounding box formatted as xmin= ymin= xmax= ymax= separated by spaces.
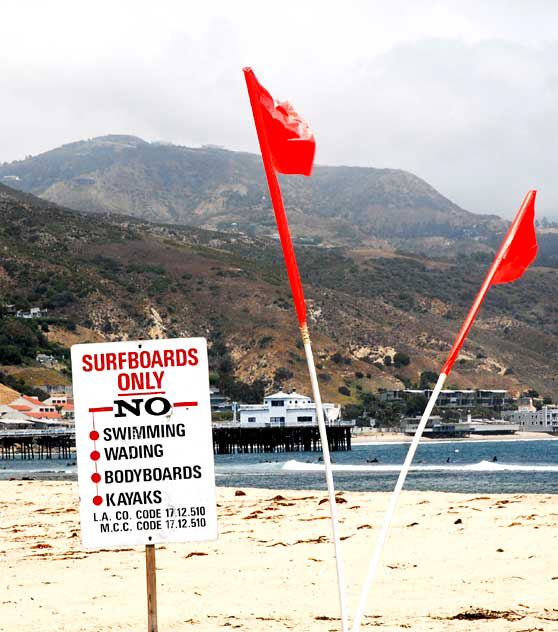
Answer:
xmin=71 ymin=337 xmax=218 ymax=548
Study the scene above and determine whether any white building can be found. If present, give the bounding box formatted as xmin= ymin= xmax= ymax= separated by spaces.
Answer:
xmin=239 ymin=391 xmax=340 ymax=426
xmin=502 ymin=405 xmax=558 ymax=433
xmin=401 ymin=415 xmax=471 ymax=437
xmin=516 ymin=397 xmax=537 ymax=412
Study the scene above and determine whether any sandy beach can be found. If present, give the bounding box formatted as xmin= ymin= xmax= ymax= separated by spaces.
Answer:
xmin=352 ymin=430 xmax=558 ymax=444
xmin=1 ymin=481 xmax=557 ymax=631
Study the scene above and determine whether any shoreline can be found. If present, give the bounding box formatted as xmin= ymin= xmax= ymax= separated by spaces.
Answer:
xmin=351 ymin=430 xmax=557 ymax=444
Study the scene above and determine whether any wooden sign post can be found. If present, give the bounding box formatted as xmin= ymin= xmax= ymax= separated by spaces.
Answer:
xmin=146 ymin=544 xmax=158 ymax=632
xmin=71 ymin=337 xmax=218 ymax=630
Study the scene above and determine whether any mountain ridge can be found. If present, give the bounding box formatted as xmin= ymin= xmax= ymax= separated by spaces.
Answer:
xmin=0 ymin=135 xmax=505 ymax=252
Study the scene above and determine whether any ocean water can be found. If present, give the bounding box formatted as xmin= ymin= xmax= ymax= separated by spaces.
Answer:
xmin=2 ymin=438 xmax=557 ymax=494
xmin=213 ymin=438 xmax=558 ymax=494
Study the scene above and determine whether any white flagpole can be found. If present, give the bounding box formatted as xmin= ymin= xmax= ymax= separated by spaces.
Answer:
xmin=352 ymin=190 xmax=537 ymax=632
xmin=302 ymin=325 xmax=349 ymax=632
xmin=244 ymin=68 xmax=349 ymax=632
xmin=351 ymin=372 xmax=447 ymax=632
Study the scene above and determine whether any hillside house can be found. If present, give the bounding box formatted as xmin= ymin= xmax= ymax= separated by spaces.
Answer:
xmin=36 ymin=353 xmax=57 ymax=368
xmin=16 ymin=306 xmax=48 ymax=318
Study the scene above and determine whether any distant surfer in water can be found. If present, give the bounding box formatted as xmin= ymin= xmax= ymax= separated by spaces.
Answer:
xmin=492 ymin=455 xmax=498 ymax=462
xmin=366 ymin=457 xmax=379 ymax=464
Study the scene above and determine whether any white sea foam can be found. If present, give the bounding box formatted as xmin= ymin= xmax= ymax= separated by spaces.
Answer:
xmin=353 ymin=437 xmax=558 ymax=447
xmin=282 ymin=459 xmax=558 ymax=473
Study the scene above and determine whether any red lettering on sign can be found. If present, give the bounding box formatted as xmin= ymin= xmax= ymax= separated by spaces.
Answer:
xmin=188 ymin=348 xmax=198 ymax=365
xmin=82 ymin=355 xmax=93 ymax=372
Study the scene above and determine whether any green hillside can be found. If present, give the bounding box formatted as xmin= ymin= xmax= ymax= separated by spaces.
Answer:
xmin=1 ymin=182 xmax=557 ymax=403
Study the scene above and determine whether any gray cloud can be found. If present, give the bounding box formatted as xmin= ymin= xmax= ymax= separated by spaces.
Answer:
xmin=1 ymin=1 xmax=557 ymax=218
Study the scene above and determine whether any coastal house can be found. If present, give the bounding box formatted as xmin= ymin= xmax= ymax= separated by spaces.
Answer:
xmin=1 ymin=393 xmax=75 ymax=423
xmin=381 ymin=388 xmax=511 ymax=410
xmin=401 ymin=415 xmax=471 ymax=438
xmin=44 ymin=394 xmax=71 ymax=406
xmin=464 ymin=413 xmax=519 ymax=435
xmin=238 ymin=391 xmax=340 ymax=427
xmin=210 ymin=386 xmax=232 ymax=411
xmin=502 ymin=405 xmax=558 ymax=433
xmin=7 ymin=395 xmax=64 ymax=421
xmin=9 ymin=394 xmax=56 ymax=412
xmin=0 ymin=404 xmax=69 ymax=430
xmin=0 ymin=406 xmax=32 ymax=421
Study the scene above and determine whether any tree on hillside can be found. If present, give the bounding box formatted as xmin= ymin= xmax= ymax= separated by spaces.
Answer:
xmin=419 ymin=371 xmax=438 ymax=389
xmin=375 ymin=402 xmax=404 ymax=428
xmin=393 ymin=352 xmax=410 ymax=367
xmin=404 ymin=393 xmax=427 ymax=416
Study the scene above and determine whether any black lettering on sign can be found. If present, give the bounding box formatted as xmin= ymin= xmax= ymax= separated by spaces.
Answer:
xmin=104 ymin=465 xmax=202 ymax=484
xmin=106 ymin=490 xmax=162 ymax=506
xmin=113 ymin=396 xmax=172 ymax=418
xmin=114 ymin=398 xmax=143 ymax=418
xmin=104 ymin=444 xmax=164 ymax=460
xmin=103 ymin=423 xmax=186 ymax=441
xmin=144 ymin=397 xmax=171 ymax=416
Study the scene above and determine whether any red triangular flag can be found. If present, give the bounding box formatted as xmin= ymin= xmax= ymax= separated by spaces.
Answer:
xmin=244 ymin=68 xmax=315 ymax=176
xmin=491 ymin=190 xmax=537 ymax=284
xmin=442 ymin=190 xmax=537 ymax=375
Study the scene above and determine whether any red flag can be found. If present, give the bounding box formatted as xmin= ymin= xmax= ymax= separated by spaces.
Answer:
xmin=442 ymin=190 xmax=537 ymax=374
xmin=351 ymin=190 xmax=538 ymax=632
xmin=244 ymin=67 xmax=315 ymax=327
xmin=245 ymin=68 xmax=315 ymax=176
xmin=491 ymin=191 xmax=537 ymax=284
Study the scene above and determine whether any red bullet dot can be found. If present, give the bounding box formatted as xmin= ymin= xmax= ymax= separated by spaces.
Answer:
xmin=90 ymin=450 xmax=100 ymax=461
xmin=89 ymin=430 xmax=99 ymax=440
xmin=93 ymin=495 xmax=103 ymax=506
xmin=91 ymin=472 xmax=101 ymax=483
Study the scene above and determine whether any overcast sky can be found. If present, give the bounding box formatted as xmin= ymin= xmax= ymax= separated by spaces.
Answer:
xmin=1 ymin=0 xmax=557 ymax=218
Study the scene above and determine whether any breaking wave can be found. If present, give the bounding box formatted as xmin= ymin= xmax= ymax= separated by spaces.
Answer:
xmin=282 ymin=459 xmax=558 ymax=473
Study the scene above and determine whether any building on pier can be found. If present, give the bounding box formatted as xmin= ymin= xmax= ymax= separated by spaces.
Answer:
xmin=238 ymin=391 xmax=341 ymax=427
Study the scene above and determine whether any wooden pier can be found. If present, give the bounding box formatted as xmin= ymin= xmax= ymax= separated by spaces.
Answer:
xmin=0 ymin=425 xmax=352 ymax=459
xmin=0 ymin=430 xmax=74 ymax=460
xmin=212 ymin=425 xmax=352 ymax=455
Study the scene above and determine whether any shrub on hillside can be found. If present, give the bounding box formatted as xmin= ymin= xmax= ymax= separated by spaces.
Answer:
xmin=274 ymin=367 xmax=293 ymax=382
xmin=393 ymin=352 xmax=410 ymax=367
